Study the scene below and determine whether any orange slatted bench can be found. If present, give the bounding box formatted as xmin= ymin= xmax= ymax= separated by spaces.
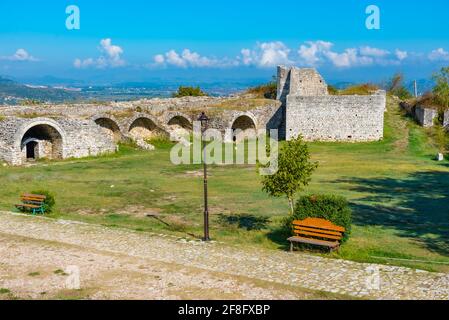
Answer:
xmin=288 ymin=218 xmax=346 ymax=252
xmin=15 ymin=194 xmax=47 ymax=215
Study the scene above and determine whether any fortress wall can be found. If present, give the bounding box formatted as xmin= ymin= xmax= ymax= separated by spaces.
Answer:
xmin=286 ymin=92 xmax=386 ymax=142
xmin=415 ymin=106 xmax=438 ymax=127
xmin=0 ymin=117 xmax=116 ymax=165
xmin=56 ymin=119 xmax=117 ymax=159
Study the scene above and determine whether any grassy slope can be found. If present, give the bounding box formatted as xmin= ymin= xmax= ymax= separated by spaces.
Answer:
xmin=0 ymin=97 xmax=448 ymax=272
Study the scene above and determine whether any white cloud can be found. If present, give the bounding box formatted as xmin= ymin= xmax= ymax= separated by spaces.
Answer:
xmin=428 ymin=48 xmax=449 ymax=61
xmin=296 ymin=41 xmax=409 ymax=68
xmin=0 ymin=49 xmax=38 ymax=62
xmin=298 ymin=41 xmax=333 ymax=66
xmin=153 ymin=49 xmax=234 ymax=68
xmin=359 ymin=46 xmax=390 ymax=57
xmin=240 ymin=42 xmax=292 ymax=67
xmin=395 ymin=49 xmax=408 ymax=61
xmin=74 ymin=38 xmax=125 ymax=69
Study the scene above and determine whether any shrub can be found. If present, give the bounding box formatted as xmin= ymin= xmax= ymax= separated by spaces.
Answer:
xmin=340 ymin=83 xmax=379 ymax=95
xmin=285 ymin=194 xmax=352 ymax=242
xmin=387 ymin=73 xmax=412 ymax=100
xmin=31 ymin=190 xmax=56 ymax=213
xmin=172 ymin=86 xmax=208 ymax=98
xmin=247 ymin=81 xmax=277 ymax=99
xmin=327 ymin=85 xmax=339 ymax=95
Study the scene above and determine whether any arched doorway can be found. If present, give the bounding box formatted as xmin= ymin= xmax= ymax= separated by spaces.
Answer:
xmin=26 ymin=140 xmax=38 ymax=159
xmin=20 ymin=124 xmax=64 ymax=161
xmin=94 ymin=117 xmax=122 ymax=143
xmin=231 ymin=115 xmax=257 ymax=142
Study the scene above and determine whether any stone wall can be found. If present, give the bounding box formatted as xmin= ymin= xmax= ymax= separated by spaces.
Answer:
xmin=415 ymin=106 xmax=437 ymax=127
xmin=0 ymin=117 xmax=116 ymax=165
xmin=286 ymin=93 xmax=385 ymax=142
xmin=277 ymin=66 xmax=328 ymax=104
xmin=444 ymin=110 xmax=449 ymax=130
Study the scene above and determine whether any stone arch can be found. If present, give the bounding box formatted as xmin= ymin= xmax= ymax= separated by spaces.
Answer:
xmin=127 ymin=113 xmax=166 ymax=140
xmin=167 ymin=113 xmax=193 ymax=130
xmin=92 ymin=115 xmax=122 ymax=143
xmin=229 ymin=112 xmax=258 ymax=142
xmin=15 ymin=119 xmax=66 ymax=163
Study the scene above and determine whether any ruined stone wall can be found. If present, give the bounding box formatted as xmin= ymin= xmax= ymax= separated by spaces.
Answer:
xmin=277 ymin=66 xmax=328 ymax=104
xmin=286 ymin=92 xmax=385 ymax=142
xmin=0 ymin=117 xmax=116 ymax=165
xmin=415 ymin=106 xmax=438 ymax=127
xmin=443 ymin=110 xmax=449 ymax=130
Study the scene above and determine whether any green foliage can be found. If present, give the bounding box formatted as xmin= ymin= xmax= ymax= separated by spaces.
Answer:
xmin=340 ymin=83 xmax=379 ymax=95
xmin=20 ymin=99 xmax=44 ymax=106
xmin=433 ymin=66 xmax=449 ymax=109
xmin=260 ymin=136 xmax=318 ymax=214
xmin=172 ymin=86 xmax=208 ymax=98
xmin=247 ymin=81 xmax=277 ymax=99
xmin=327 ymin=85 xmax=339 ymax=95
xmin=31 ymin=190 xmax=56 ymax=213
xmin=286 ymin=194 xmax=352 ymax=242
xmin=0 ymin=115 xmax=5 ymax=122
xmin=387 ymin=74 xmax=412 ymax=100
xmin=0 ymin=288 xmax=11 ymax=294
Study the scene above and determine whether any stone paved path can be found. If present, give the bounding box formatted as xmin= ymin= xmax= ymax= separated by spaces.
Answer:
xmin=0 ymin=211 xmax=448 ymax=300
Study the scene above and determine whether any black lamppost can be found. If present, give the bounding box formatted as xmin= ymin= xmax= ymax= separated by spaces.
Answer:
xmin=198 ymin=112 xmax=210 ymax=241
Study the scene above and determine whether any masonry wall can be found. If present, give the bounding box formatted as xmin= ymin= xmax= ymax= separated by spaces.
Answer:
xmin=286 ymin=93 xmax=385 ymax=142
xmin=444 ymin=110 xmax=449 ymax=130
xmin=0 ymin=117 xmax=116 ymax=165
xmin=57 ymin=119 xmax=117 ymax=159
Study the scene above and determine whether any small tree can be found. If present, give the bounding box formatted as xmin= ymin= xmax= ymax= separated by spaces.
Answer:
xmin=433 ymin=67 xmax=449 ymax=109
xmin=260 ymin=136 xmax=318 ymax=214
xmin=387 ymin=73 xmax=412 ymax=100
xmin=172 ymin=86 xmax=208 ymax=98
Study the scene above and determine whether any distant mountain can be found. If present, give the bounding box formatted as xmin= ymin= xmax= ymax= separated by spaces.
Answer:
xmin=0 ymin=77 xmax=81 ymax=105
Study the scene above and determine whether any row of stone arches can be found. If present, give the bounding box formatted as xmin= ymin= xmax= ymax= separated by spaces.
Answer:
xmin=16 ymin=113 xmax=259 ymax=163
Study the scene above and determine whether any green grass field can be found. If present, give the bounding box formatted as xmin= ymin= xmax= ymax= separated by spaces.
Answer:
xmin=1 ymin=98 xmax=448 ymax=272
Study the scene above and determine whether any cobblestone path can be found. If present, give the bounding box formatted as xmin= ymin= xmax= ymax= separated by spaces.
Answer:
xmin=0 ymin=212 xmax=448 ymax=300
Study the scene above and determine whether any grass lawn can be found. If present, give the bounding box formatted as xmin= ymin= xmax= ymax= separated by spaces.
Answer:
xmin=1 ymin=97 xmax=448 ymax=272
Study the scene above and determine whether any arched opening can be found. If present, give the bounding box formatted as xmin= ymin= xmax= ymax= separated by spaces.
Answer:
xmin=95 ymin=118 xmax=122 ymax=143
xmin=128 ymin=117 xmax=163 ymax=140
xmin=231 ymin=115 xmax=257 ymax=142
xmin=168 ymin=115 xmax=192 ymax=139
xmin=20 ymin=124 xmax=63 ymax=161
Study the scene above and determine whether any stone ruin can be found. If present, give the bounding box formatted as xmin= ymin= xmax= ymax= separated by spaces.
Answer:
xmin=0 ymin=67 xmax=386 ymax=165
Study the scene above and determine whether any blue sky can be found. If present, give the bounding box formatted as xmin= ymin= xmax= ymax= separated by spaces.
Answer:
xmin=1 ymin=0 xmax=449 ymax=84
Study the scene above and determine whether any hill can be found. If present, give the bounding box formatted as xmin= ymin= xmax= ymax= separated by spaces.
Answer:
xmin=0 ymin=77 xmax=80 ymax=105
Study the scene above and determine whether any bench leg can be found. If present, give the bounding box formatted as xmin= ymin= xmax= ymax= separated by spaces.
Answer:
xmin=290 ymin=242 xmax=294 ymax=252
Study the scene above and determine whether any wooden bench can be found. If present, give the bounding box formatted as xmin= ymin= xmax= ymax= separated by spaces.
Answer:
xmin=288 ymin=218 xmax=346 ymax=252
xmin=15 ymin=194 xmax=47 ymax=215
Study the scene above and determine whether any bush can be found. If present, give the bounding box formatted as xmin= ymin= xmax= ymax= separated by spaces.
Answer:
xmin=340 ymin=83 xmax=379 ymax=95
xmin=285 ymin=194 xmax=352 ymax=242
xmin=172 ymin=86 xmax=208 ymax=98
xmin=31 ymin=190 xmax=56 ymax=213
xmin=327 ymin=85 xmax=339 ymax=95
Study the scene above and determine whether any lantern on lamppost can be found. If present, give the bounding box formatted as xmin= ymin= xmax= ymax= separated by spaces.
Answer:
xmin=198 ymin=112 xmax=210 ymax=241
